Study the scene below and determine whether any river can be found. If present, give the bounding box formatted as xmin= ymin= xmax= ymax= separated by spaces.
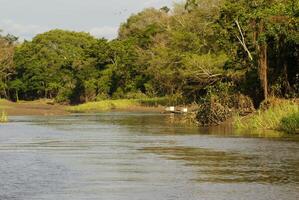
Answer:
xmin=0 ymin=113 xmax=298 ymax=200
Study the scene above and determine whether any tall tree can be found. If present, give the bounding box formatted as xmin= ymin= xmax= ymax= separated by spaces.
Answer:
xmin=0 ymin=32 xmax=17 ymax=99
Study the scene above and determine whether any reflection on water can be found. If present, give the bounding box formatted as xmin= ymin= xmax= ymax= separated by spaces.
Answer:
xmin=0 ymin=113 xmax=299 ymax=200
xmin=142 ymin=146 xmax=299 ymax=184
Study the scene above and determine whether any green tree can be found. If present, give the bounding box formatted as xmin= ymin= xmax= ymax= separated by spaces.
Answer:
xmin=218 ymin=0 xmax=299 ymax=100
xmin=0 ymin=32 xmax=17 ymax=99
xmin=13 ymin=30 xmax=105 ymax=102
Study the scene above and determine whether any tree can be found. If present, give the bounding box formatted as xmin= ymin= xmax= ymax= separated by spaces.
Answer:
xmin=0 ymin=32 xmax=17 ymax=99
xmin=13 ymin=30 xmax=100 ymax=102
xmin=219 ymin=0 xmax=299 ymax=100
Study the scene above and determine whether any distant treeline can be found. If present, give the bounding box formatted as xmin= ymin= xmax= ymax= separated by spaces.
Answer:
xmin=0 ymin=0 xmax=298 ymax=105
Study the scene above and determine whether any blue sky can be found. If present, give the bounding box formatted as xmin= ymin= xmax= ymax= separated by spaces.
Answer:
xmin=0 ymin=0 xmax=178 ymax=40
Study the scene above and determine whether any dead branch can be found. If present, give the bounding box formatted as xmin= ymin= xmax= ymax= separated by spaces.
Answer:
xmin=235 ymin=20 xmax=253 ymax=61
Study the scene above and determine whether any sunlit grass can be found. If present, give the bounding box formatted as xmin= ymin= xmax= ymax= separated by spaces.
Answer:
xmin=67 ymin=99 xmax=141 ymax=113
xmin=234 ymin=99 xmax=299 ymax=133
xmin=0 ymin=99 xmax=11 ymax=110
xmin=0 ymin=111 xmax=8 ymax=123
xmin=280 ymin=112 xmax=299 ymax=134
xmin=67 ymin=97 xmax=177 ymax=113
xmin=0 ymin=98 xmax=10 ymax=104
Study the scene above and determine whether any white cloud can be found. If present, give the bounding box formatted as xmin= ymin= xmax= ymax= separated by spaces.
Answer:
xmin=88 ymin=26 xmax=118 ymax=40
xmin=144 ymin=0 xmax=173 ymax=7
xmin=0 ymin=19 xmax=49 ymax=40
xmin=0 ymin=0 xmax=176 ymax=40
xmin=0 ymin=19 xmax=118 ymax=40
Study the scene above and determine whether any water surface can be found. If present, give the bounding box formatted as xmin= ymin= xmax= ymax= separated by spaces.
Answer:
xmin=0 ymin=113 xmax=299 ymax=200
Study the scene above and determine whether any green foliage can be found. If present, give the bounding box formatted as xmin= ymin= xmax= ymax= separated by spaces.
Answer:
xmin=67 ymin=99 xmax=141 ymax=112
xmin=0 ymin=32 xmax=17 ymax=99
xmin=219 ymin=0 xmax=299 ymax=100
xmin=280 ymin=112 xmax=299 ymax=134
xmin=235 ymin=99 xmax=299 ymax=131
xmin=67 ymin=96 xmax=183 ymax=113
xmin=13 ymin=30 xmax=109 ymax=103
xmin=119 ymin=8 xmax=168 ymax=48
xmin=0 ymin=0 xmax=297 ymax=119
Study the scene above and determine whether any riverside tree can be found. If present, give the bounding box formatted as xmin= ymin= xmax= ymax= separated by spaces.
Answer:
xmin=0 ymin=32 xmax=17 ymax=99
xmin=0 ymin=0 xmax=297 ymax=105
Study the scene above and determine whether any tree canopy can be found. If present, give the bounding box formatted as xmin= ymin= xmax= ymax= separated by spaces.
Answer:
xmin=0 ymin=0 xmax=298 ymax=105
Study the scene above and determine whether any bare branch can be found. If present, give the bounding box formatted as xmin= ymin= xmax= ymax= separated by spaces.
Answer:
xmin=235 ymin=20 xmax=253 ymax=61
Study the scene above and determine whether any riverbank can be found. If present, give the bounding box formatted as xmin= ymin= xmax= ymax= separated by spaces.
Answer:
xmin=66 ymin=99 xmax=164 ymax=113
xmin=0 ymin=99 xmax=69 ymax=116
xmin=234 ymin=98 xmax=299 ymax=134
xmin=0 ymin=98 xmax=168 ymax=116
xmin=1 ymin=98 xmax=298 ymax=134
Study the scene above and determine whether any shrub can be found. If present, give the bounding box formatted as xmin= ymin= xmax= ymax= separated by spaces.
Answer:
xmin=280 ymin=113 xmax=299 ymax=134
xmin=125 ymin=91 xmax=148 ymax=99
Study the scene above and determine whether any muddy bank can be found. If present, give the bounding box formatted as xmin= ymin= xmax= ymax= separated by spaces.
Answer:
xmin=0 ymin=99 xmax=165 ymax=116
xmin=0 ymin=100 xmax=69 ymax=116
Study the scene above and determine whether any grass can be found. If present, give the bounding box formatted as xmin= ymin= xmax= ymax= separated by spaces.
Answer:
xmin=67 ymin=99 xmax=142 ymax=113
xmin=0 ymin=111 xmax=8 ymax=123
xmin=0 ymin=99 xmax=11 ymax=111
xmin=67 ymin=97 xmax=181 ymax=113
xmin=0 ymin=98 xmax=10 ymax=103
xmin=280 ymin=112 xmax=299 ymax=134
xmin=234 ymin=99 xmax=299 ymax=133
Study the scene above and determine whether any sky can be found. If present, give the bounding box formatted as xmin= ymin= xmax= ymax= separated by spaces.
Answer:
xmin=0 ymin=0 xmax=178 ymax=40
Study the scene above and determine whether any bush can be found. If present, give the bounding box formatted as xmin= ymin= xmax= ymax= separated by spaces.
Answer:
xmin=112 ymin=88 xmax=125 ymax=99
xmin=95 ymin=93 xmax=110 ymax=101
xmin=280 ymin=113 xmax=299 ymax=134
xmin=125 ymin=91 xmax=147 ymax=99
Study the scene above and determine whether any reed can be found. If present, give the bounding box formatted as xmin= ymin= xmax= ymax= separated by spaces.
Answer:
xmin=0 ymin=111 xmax=8 ymax=123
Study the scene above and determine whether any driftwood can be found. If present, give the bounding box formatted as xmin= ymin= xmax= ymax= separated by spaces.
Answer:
xmin=196 ymin=101 xmax=231 ymax=126
xmin=195 ymin=94 xmax=255 ymax=127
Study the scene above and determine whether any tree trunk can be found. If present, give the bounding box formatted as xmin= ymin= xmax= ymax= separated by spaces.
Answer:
xmin=16 ymin=90 xmax=19 ymax=102
xmin=258 ymin=44 xmax=268 ymax=100
xmin=257 ymin=20 xmax=268 ymax=100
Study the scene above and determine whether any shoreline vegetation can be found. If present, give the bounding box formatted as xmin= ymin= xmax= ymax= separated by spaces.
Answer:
xmin=67 ymin=99 xmax=164 ymax=113
xmin=0 ymin=0 xmax=298 ymax=134
xmin=0 ymin=110 xmax=8 ymax=123
xmin=1 ymin=97 xmax=298 ymax=134
xmin=234 ymin=98 xmax=299 ymax=134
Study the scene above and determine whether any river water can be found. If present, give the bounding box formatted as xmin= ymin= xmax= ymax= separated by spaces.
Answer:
xmin=0 ymin=113 xmax=298 ymax=200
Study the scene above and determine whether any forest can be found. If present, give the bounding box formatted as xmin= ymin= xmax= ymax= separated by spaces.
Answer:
xmin=0 ymin=0 xmax=298 ymax=127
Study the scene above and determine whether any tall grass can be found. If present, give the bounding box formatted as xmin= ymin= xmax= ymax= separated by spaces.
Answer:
xmin=280 ymin=112 xmax=299 ymax=134
xmin=0 ymin=111 xmax=8 ymax=123
xmin=234 ymin=100 xmax=298 ymax=132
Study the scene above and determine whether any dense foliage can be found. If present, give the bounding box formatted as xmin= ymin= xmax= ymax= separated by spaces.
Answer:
xmin=0 ymin=0 xmax=298 ymax=105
